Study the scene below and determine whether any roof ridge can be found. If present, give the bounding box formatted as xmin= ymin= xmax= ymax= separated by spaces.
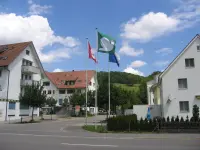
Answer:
xmin=0 ymin=41 xmax=32 ymax=46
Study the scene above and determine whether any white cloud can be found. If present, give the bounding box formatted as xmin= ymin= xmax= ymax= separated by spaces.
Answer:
xmin=28 ymin=0 xmax=52 ymax=15
xmin=129 ymin=60 xmax=147 ymax=68
xmin=53 ymin=68 xmax=64 ymax=72
xmin=121 ymin=12 xmax=179 ymax=42
xmin=154 ymin=60 xmax=169 ymax=67
xmin=120 ymin=0 xmax=200 ymax=42
xmin=124 ymin=67 xmax=144 ymax=76
xmin=0 ymin=13 xmax=80 ymax=63
xmin=155 ymin=48 xmax=173 ymax=56
xmin=119 ymin=41 xmax=144 ymax=56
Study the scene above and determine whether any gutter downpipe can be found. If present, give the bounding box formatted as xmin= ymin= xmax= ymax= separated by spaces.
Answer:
xmin=5 ymin=66 xmax=10 ymax=121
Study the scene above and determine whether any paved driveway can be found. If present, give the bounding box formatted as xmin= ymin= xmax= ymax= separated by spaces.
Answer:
xmin=0 ymin=115 xmax=199 ymax=150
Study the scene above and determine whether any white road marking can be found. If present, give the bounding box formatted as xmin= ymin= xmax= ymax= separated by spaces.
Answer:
xmin=0 ymin=132 xmax=134 ymax=140
xmin=61 ymin=143 xmax=118 ymax=147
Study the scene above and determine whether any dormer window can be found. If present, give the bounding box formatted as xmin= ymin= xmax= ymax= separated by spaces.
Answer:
xmin=26 ymin=50 xmax=30 ymax=55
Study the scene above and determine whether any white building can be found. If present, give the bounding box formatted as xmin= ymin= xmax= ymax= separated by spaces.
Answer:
xmin=42 ymin=70 xmax=97 ymax=113
xmin=0 ymin=42 xmax=44 ymax=121
xmin=134 ymin=34 xmax=200 ymax=119
xmin=157 ymin=34 xmax=200 ymax=119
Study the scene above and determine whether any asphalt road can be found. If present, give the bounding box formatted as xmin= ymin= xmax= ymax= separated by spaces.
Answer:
xmin=0 ymin=116 xmax=200 ymax=150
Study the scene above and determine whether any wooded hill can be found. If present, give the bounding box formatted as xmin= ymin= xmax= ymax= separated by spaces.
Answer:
xmin=96 ymin=71 xmax=161 ymax=110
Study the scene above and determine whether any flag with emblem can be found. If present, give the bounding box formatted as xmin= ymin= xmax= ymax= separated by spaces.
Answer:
xmin=97 ymin=31 xmax=116 ymax=54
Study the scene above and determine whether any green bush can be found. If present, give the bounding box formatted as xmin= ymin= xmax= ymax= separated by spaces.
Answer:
xmin=107 ymin=114 xmax=137 ymax=131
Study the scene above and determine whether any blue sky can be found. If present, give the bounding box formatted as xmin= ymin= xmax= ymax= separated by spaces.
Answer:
xmin=0 ymin=0 xmax=199 ymax=76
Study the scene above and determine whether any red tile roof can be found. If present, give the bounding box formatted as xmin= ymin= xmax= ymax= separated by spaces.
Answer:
xmin=45 ymin=70 xmax=95 ymax=89
xmin=0 ymin=42 xmax=31 ymax=66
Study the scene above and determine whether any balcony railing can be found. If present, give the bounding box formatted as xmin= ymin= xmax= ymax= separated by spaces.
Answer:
xmin=21 ymin=65 xmax=40 ymax=74
xmin=20 ymin=79 xmax=40 ymax=86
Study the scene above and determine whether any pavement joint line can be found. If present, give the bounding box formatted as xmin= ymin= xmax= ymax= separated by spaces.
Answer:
xmin=61 ymin=143 xmax=119 ymax=147
xmin=0 ymin=132 xmax=199 ymax=141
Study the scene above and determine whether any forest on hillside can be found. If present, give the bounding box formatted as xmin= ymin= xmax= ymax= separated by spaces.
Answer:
xmin=68 ymin=71 xmax=161 ymax=114
xmin=96 ymin=71 xmax=161 ymax=112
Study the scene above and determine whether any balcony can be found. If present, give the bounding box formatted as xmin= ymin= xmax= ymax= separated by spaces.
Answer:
xmin=20 ymin=79 xmax=39 ymax=86
xmin=21 ymin=65 xmax=40 ymax=74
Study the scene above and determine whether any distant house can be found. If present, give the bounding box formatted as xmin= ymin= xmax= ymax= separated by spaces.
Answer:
xmin=134 ymin=34 xmax=200 ymax=119
xmin=42 ymin=70 xmax=97 ymax=110
xmin=0 ymin=42 xmax=44 ymax=121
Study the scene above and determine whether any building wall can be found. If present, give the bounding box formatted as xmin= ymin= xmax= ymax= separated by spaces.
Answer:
xmin=132 ymin=105 xmax=161 ymax=120
xmin=161 ymin=38 xmax=200 ymax=119
xmin=42 ymin=75 xmax=96 ymax=107
xmin=0 ymin=45 xmax=42 ymax=121
xmin=147 ymin=80 xmax=155 ymax=105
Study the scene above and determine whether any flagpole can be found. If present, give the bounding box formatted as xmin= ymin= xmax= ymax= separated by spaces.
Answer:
xmin=85 ymin=38 xmax=88 ymax=126
xmin=95 ymin=28 xmax=98 ymax=130
xmin=108 ymin=57 xmax=111 ymax=118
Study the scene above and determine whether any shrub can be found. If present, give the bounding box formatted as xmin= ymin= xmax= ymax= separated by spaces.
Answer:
xmin=171 ymin=116 xmax=175 ymax=122
xmin=193 ymin=105 xmax=199 ymax=122
xmin=180 ymin=117 xmax=184 ymax=122
xmin=175 ymin=116 xmax=179 ymax=122
xmin=107 ymin=114 xmax=137 ymax=131
xmin=167 ymin=116 xmax=170 ymax=122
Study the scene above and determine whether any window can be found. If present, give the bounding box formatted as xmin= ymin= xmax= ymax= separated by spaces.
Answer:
xmin=179 ymin=101 xmax=189 ymax=112
xmin=53 ymin=90 xmax=55 ymax=94
xmin=48 ymin=90 xmax=51 ymax=94
xmin=197 ymin=45 xmax=200 ymax=51
xmin=185 ymin=58 xmax=194 ymax=67
xmin=9 ymin=102 xmax=16 ymax=110
xmin=20 ymin=104 xmax=29 ymax=109
xmin=65 ymin=81 xmax=69 ymax=85
xmin=77 ymin=89 xmax=81 ymax=93
xmin=25 ymin=75 xmax=28 ymax=80
xmin=26 ymin=50 xmax=30 ymax=55
xmin=43 ymin=90 xmax=46 ymax=94
xmin=67 ymin=89 xmax=74 ymax=94
xmin=59 ymin=99 xmax=63 ymax=105
xmin=29 ymin=75 xmax=31 ymax=80
xmin=59 ymin=90 xmax=65 ymax=94
xmin=178 ymin=78 xmax=187 ymax=89
xmin=43 ymin=82 xmax=50 ymax=86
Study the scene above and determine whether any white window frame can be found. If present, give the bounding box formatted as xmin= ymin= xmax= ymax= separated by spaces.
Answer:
xmin=178 ymin=78 xmax=187 ymax=89
xmin=197 ymin=45 xmax=200 ymax=51
xmin=179 ymin=101 xmax=189 ymax=113
xmin=185 ymin=58 xmax=195 ymax=68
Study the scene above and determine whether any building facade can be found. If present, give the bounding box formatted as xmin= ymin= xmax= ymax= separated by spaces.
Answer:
xmin=0 ymin=42 xmax=44 ymax=121
xmin=148 ymin=34 xmax=200 ymax=119
xmin=42 ymin=70 xmax=96 ymax=106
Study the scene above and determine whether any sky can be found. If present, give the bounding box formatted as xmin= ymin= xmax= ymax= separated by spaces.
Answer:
xmin=0 ymin=0 xmax=200 ymax=76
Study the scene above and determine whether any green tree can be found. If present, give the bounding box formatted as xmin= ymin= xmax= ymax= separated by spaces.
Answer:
xmin=46 ymin=97 xmax=57 ymax=120
xmin=19 ymin=83 xmax=47 ymax=121
xmin=69 ymin=92 xmax=85 ymax=106
xmin=139 ymin=81 xmax=148 ymax=104
xmin=62 ymin=98 xmax=69 ymax=107
xmin=192 ymin=104 xmax=199 ymax=122
xmin=88 ymin=91 xmax=95 ymax=107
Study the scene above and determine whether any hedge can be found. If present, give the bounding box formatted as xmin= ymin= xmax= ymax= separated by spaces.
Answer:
xmin=107 ymin=115 xmax=200 ymax=132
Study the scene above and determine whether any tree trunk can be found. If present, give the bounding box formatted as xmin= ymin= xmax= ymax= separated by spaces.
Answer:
xmin=32 ymin=107 xmax=34 ymax=121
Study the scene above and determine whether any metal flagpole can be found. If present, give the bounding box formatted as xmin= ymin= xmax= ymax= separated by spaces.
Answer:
xmin=85 ymin=38 xmax=88 ymax=125
xmin=95 ymin=28 xmax=98 ymax=130
xmin=108 ymin=57 xmax=111 ymax=118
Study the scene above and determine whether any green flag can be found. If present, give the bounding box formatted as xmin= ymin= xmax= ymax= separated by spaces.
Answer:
xmin=97 ymin=31 xmax=116 ymax=53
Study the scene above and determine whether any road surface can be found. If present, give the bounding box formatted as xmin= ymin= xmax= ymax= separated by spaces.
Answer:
xmin=0 ymin=116 xmax=199 ymax=150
